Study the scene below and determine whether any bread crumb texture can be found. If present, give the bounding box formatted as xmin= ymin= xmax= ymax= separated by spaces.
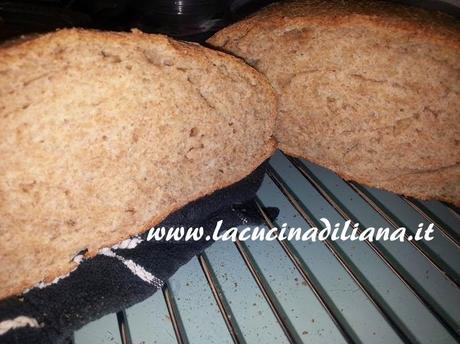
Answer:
xmin=208 ymin=0 xmax=460 ymax=205
xmin=0 ymin=29 xmax=277 ymax=299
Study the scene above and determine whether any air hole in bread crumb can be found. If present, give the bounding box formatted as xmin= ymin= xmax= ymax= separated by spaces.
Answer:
xmin=102 ymin=135 xmax=108 ymax=141
xmin=20 ymin=181 xmax=36 ymax=193
xmin=66 ymin=219 xmax=77 ymax=227
xmin=54 ymin=47 xmax=65 ymax=55
xmin=100 ymin=50 xmax=121 ymax=63
xmin=189 ymin=127 xmax=198 ymax=137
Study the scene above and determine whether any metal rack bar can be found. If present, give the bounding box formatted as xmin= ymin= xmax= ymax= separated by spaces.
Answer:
xmin=443 ymin=202 xmax=460 ymax=216
xmin=233 ymin=237 xmax=301 ymax=343
xmin=404 ymin=198 xmax=460 ymax=246
xmin=200 ymin=239 xmax=295 ymax=343
xmin=265 ymin=168 xmax=411 ymax=343
xmin=349 ymin=182 xmax=460 ymax=286
xmin=124 ymin=290 xmax=176 ymax=344
xmin=415 ymin=201 xmax=460 ymax=242
xmin=257 ymin=172 xmax=412 ymax=343
xmin=163 ymin=284 xmax=189 ymax=344
xmin=287 ymin=156 xmax=460 ymax=341
xmin=254 ymin=200 xmax=357 ymax=344
xmin=197 ymin=253 xmax=244 ymax=344
xmin=116 ymin=310 xmax=132 ymax=344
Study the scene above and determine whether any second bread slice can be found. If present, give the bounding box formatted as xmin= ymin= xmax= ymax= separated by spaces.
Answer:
xmin=208 ymin=0 xmax=460 ymax=205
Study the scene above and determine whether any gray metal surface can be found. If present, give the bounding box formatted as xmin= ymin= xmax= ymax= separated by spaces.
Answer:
xmin=74 ymin=151 xmax=460 ymax=344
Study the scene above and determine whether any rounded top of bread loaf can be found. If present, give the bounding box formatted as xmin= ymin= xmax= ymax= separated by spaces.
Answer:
xmin=2 ymin=28 xmax=275 ymax=84
xmin=208 ymin=0 xmax=460 ymax=49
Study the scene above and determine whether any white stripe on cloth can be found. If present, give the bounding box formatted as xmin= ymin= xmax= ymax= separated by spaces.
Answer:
xmin=24 ymin=236 xmax=145 ymax=292
xmin=111 ymin=236 xmax=143 ymax=250
xmin=27 ymin=254 xmax=85 ymax=291
xmin=98 ymin=248 xmax=164 ymax=289
xmin=0 ymin=316 xmax=41 ymax=335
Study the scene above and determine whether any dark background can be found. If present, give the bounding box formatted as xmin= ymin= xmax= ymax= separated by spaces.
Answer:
xmin=0 ymin=0 xmax=458 ymax=43
xmin=0 ymin=0 xmax=276 ymax=42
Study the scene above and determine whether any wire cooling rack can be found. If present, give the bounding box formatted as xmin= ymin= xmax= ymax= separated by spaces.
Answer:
xmin=73 ymin=150 xmax=460 ymax=344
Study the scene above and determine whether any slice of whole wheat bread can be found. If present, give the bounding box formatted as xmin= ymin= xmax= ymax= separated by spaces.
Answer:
xmin=0 ymin=28 xmax=277 ymax=300
xmin=207 ymin=0 xmax=460 ymax=205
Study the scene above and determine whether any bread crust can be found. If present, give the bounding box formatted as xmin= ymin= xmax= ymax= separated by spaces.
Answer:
xmin=208 ymin=0 xmax=460 ymax=205
xmin=208 ymin=0 xmax=460 ymax=50
xmin=283 ymin=146 xmax=460 ymax=206
xmin=0 ymin=29 xmax=277 ymax=299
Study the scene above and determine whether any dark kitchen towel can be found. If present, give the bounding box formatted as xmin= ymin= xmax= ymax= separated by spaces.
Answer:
xmin=0 ymin=161 xmax=278 ymax=344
